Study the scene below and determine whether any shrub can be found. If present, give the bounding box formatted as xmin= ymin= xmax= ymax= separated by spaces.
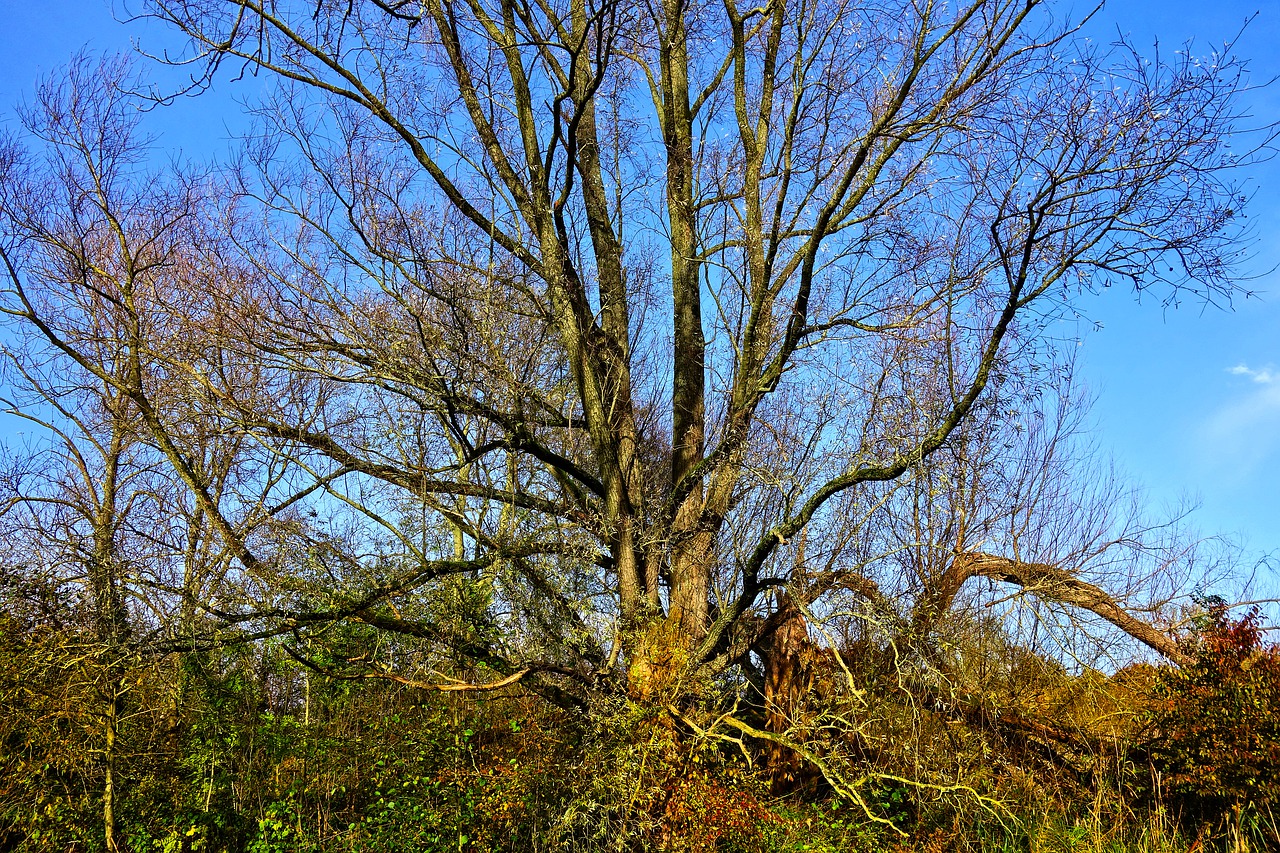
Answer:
xmin=1143 ymin=605 xmax=1280 ymax=830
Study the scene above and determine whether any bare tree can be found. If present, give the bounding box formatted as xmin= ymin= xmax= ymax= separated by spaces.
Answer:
xmin=0 ymin=57 xmax=262 ymax=849
xmin=0 ymin=356 xmax=141 ymax=853
xmin=3 ymin=0 xmax=1260 ymax=718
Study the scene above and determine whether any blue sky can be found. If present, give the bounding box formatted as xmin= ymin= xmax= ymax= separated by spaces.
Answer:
xmin=1 ymin=0 xmax=1277 ymax=587
xmin=1070 ymin=1 xmax=1280 ymax=574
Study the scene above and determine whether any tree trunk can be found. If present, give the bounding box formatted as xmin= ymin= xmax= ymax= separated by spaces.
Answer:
xmin=759 ymin=595 xmax=815 ymax=792
xmin=103 ymin=684 xmax=120 ymax=853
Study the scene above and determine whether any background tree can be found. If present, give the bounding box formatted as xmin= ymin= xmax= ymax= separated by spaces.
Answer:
xmin=0 ymin=56 xmax=338 ymax=851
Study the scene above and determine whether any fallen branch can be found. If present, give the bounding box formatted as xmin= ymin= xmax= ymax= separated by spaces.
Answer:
xmin=667 ymin=705 xmax=1014 ymax=837
xmin=957 ymin=553 xmax=1190 ymax=666
xmin=345 ymin=667 xmax=532 ymax=692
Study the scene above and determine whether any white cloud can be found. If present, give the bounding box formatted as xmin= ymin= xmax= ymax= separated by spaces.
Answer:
xmin=1206 ymin=382 xmax=1280 ymax=435
xmin=1229 ymin=363 xmax=1277 ymax=384
xmin=1198 ymin=374 xmax=1280 ymax=484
